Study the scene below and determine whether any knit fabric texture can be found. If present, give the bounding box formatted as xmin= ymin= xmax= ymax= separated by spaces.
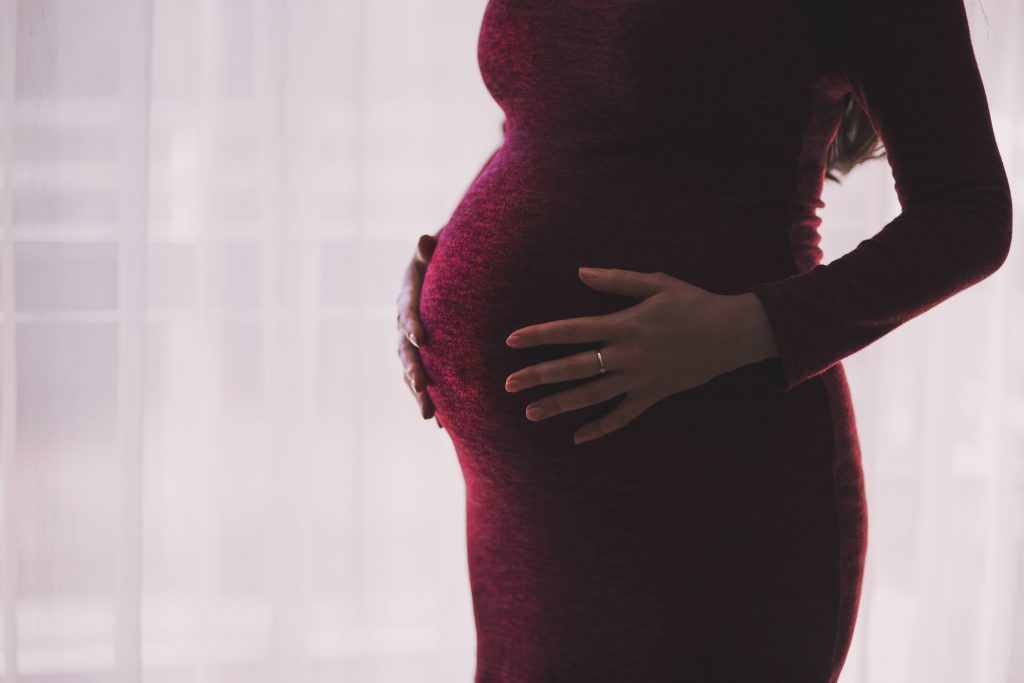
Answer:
xmin=416 ymin=0 xmax=1011 ymax=680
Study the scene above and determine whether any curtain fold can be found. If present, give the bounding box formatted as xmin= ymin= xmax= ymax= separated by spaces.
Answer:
xmin=1 ymin=0 xmax=20 ymax=675
xmin=0 ymin=1 xmax=1020 ymax=681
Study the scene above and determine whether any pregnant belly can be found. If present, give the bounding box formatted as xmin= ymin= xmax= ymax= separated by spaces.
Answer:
xmin=417 ymin=150 xmax=797 ymax=455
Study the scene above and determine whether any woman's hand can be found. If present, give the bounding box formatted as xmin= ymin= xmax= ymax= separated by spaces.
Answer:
xmin=504 ymin=267 xmax=778 ymax=444
xmin=396 ymin=233 xmax=444 ymax=429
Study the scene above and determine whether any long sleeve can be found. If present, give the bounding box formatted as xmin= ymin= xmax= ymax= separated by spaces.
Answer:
xmin=749 ymin=0 xmax=1013 ymax=392
xmin=435 ymin=118 xmax=507 ymax=240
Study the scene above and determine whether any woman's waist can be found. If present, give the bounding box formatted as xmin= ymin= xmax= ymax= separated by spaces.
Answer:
xmin=437 ymin=158 xmax=816 ymax=285
xmin=429 ymin=210 xmax=800 ymax=303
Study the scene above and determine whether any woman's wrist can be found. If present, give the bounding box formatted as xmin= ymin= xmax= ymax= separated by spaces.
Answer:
xmin=723 ymin=292 xmax=780 ymax=368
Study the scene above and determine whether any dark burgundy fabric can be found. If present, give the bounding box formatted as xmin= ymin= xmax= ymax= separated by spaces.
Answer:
xmin=416 ymin=0 xmax=1011 ymax=680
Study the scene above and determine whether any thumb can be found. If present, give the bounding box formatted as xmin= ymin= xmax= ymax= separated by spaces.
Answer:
xmin=577 ymin=267 xmax=669 ymax=299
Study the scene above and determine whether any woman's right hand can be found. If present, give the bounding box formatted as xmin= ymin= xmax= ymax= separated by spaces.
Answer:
xmin=396 ymin=233 xmax=443 ymax=429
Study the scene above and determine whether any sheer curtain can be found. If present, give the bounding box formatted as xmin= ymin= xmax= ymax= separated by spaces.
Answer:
xmin=0 ymin=1 xmax=1019 ymax=682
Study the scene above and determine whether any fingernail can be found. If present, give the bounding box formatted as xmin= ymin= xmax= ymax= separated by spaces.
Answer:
xmin=408 ymin=332 xmax=419 ymax=348
xmin=574 ymin=429 xmax=596 ymax=444
xmin=506 ymin=377 xmax=522 ymax=392
xmin=506 ymin=333 xmax=521 ymax=347
xmin=579 ymin=267 xmax=599 ymax=277
xmin=526 ymin=405 xmax=546 ymax=420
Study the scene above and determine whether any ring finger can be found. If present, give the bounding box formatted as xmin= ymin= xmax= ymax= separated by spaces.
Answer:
xmin=506 ymin=345 xmax=615 ymax=393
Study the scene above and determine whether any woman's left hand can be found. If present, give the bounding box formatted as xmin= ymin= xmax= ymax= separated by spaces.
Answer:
xmin=504 ymin=266 xmax=778 ymax=445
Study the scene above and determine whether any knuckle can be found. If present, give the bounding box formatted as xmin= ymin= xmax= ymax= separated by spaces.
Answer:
xmin=639 ymin=346 xmax=660 ymax=367
xmin=550 ymin=365 xmax=570 ymax=384
xmin=628 ymin=345 xmax=650 ymax=365
xmin=613 ymin=316 xmax=641 ymax=338
xmin=583 ymin=385 xmax=604 ymax=405
xmin=613 ymin=345 xmax=639 ymax=368
xmin=604 ymin=413 xmax=627 ymax=432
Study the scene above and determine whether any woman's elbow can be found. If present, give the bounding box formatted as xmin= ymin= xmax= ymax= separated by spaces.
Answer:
xmin=957 ymin=176 xmax=1014 ymax=278
xmin=984 ymin=183 xmax=1013 ymax=275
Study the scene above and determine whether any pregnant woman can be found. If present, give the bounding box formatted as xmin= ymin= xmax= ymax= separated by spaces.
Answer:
xmin=396 ymin=0 xmax=1012 ymax=680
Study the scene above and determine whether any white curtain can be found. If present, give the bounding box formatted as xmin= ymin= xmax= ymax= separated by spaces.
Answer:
xmin=0 ymin=1 xmax=1019 ymax=682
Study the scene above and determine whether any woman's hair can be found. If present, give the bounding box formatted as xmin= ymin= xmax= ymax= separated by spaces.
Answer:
xmin=824 ymin=92 xmax=885 ymax=182
xmin=820 ymin=0 xmax=989 ymax=183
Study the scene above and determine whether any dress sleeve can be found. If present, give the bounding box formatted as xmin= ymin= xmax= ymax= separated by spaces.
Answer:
xmin=748 ymin=0 xmax=1013 ymax=392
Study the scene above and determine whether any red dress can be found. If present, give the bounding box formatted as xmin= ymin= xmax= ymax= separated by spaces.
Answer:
xmin=417 ymin=0 xmax=1012 ymax=680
